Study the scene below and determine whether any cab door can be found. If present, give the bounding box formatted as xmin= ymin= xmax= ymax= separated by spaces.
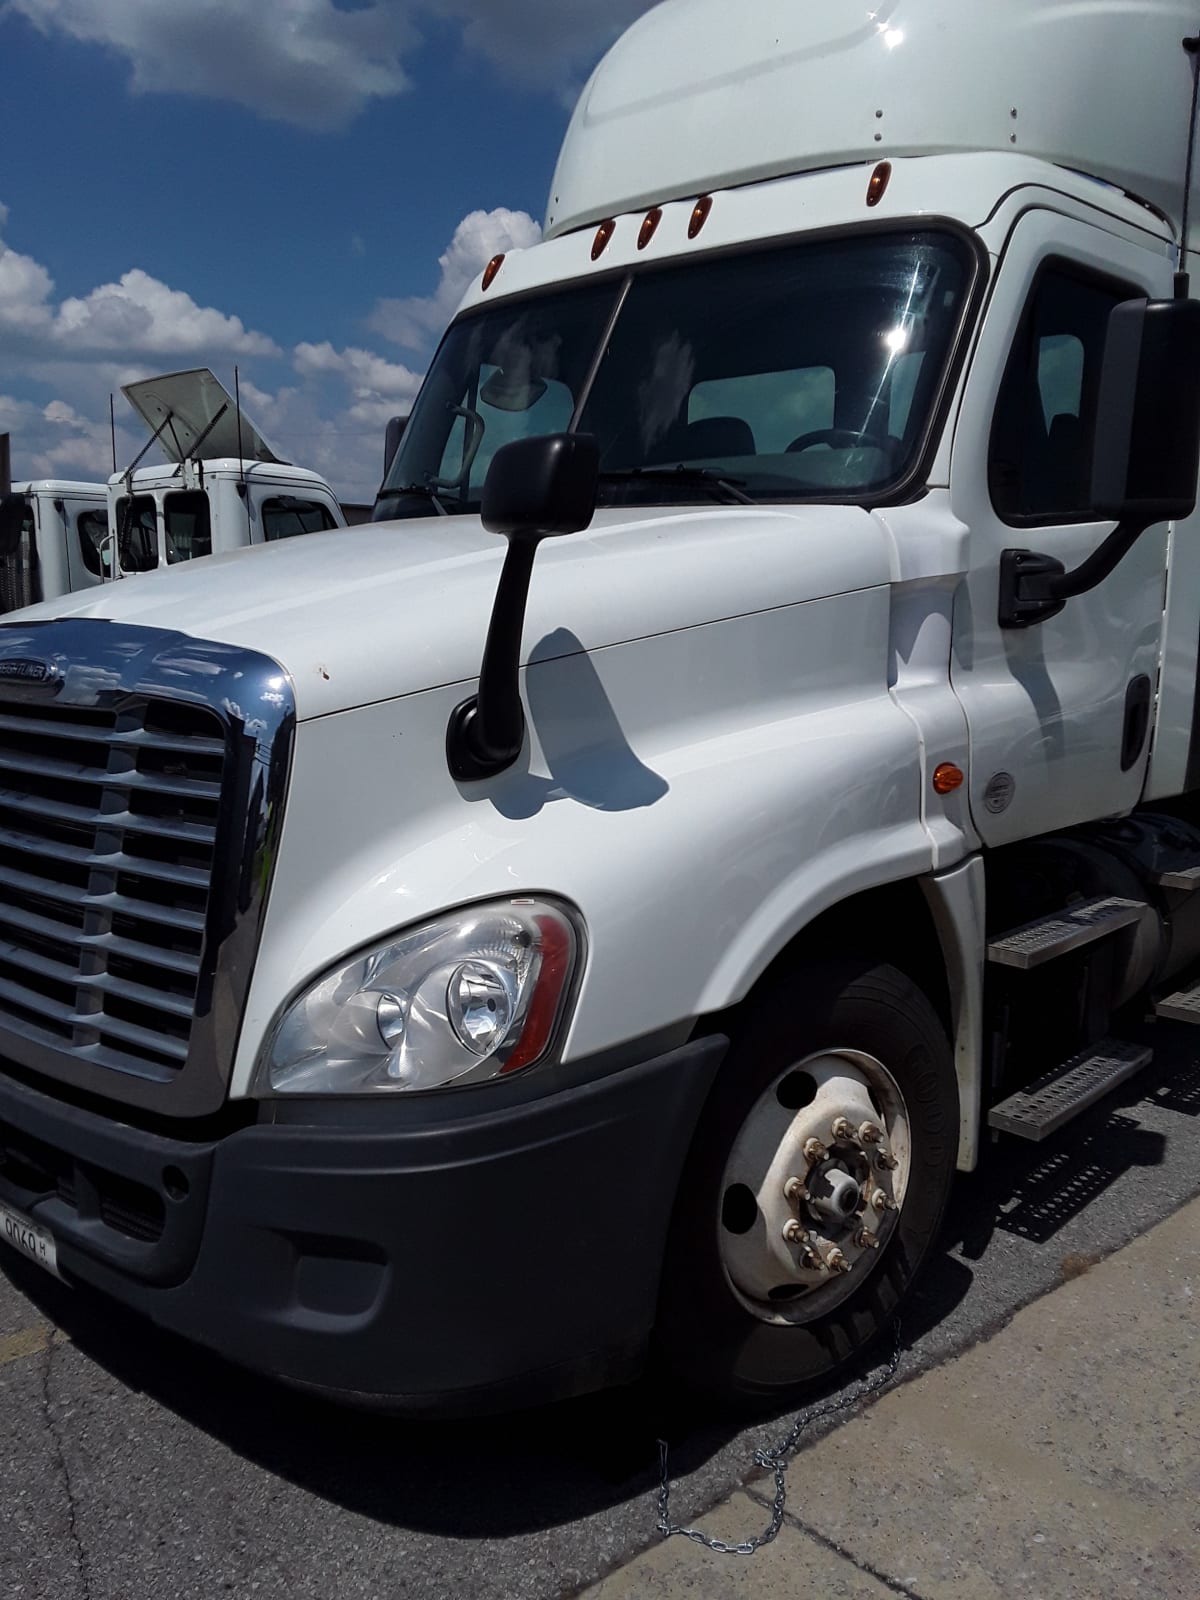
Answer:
xmin=949 ymin=212 xmax=1173 ymax=847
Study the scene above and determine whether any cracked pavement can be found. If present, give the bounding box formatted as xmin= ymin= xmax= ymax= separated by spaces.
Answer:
xmin=2 ymin=1023 xmax=1200 ymax=1600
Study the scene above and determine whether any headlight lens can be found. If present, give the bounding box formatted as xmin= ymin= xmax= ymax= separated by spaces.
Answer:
xmin=263 ymin=898 xmax=581 ymax=1095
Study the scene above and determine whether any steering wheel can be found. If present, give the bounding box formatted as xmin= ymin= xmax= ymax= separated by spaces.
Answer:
xmin=786 ymin=428 xmax=889 ymax=454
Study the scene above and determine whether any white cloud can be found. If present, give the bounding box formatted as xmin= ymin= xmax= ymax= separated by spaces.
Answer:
xmin=0 ymin=235 xmax=55 ymax=335
xmin=6 ymin=1 xmax=661 ymax=128
xmin=8 ymin=0 xmax=415 ymax=131
xmin=368 ymin=207 xmax=541 ymax=353
xmin=55 ymin=269 xmax=279 ymax=357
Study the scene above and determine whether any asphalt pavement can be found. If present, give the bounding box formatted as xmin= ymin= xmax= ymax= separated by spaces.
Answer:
xmin=3 ymin=1017 xmax=1200 ymax=1600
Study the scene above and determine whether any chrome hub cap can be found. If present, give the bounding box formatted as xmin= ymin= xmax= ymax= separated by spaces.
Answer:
xmin=718 ymin=1050 xmax=912 ymax=1323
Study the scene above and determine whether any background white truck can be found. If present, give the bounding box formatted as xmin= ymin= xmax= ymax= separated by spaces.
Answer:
xmin=0 ymin=370 xmax=348 ymax=615
xmin=1 ymin=0 xmax=1200 ymax=1414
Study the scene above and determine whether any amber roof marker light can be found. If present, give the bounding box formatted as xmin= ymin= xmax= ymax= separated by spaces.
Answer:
xmin=592 ymin=219 xmax=617 ymax=260
xmin=638 ymin=207 xmax=663 ymax=250
xmin=481 ymin=254 xmax=505 ymax=292
xmin=933 ymin=763 xmax=965 ymax=796
xmin=866 ymin=161 xmax=893 ymax=208
xmin=688 ymin=195 xmax=713 ymax=239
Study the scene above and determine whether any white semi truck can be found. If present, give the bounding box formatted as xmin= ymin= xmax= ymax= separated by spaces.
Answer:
xmin=0 ymin=371 xmax=347 ymax=616
xmin=1 ymin=0 xmax=1200 ymax=1413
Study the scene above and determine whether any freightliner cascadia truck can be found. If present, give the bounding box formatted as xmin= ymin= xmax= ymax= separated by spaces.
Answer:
xmin=2 ymin=0 xmax=1200 ymax=1412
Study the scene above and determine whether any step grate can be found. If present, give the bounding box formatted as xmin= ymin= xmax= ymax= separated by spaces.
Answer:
xmin=1155 ymin=980 xmax=1200 ymax=1024
xmin=986 ymin=897 xmax=1143 ymax=971
xmin=988 ymin=1040 xmax=1152 ymax=1141
xmin=1154 ymin=865 xmax=1200 ymax=891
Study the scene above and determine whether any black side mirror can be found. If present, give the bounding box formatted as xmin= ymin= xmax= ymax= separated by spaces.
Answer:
xmin=1092 ymin=296 xmax=1200 ymax=523
xmin=0 ymin=496 xmax=24 ymax=559
xmin=383 ymin=415 xmax=408 ymax=479
xmin=447 ymin=433 xmax=599 ymax=782
xmin=1001 ymin=297 xmax=1200 ymax=628
xmin=481 ymin=432 xmax=599 ymax=541
xmin=0 ymin=435 xmax=22 ymax=558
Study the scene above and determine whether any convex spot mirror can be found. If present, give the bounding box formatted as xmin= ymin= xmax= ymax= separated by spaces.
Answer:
xmin=1092 ymin=296 xmax=1200 ymax=525
xmin=481 ymin=432 xmax=599 ymax=542
xmin=0 ymin=496 xmax=25 ymax=559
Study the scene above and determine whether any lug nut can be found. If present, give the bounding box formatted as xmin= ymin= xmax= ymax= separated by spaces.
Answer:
xmin=870 ymin=1188 xmax=890 ymax=1213
xmin=782 ymin=1219 xmax=809 ymax=1245
xmin=783 ymin=1176 xmax=809 ymax=1203
xmin=859 ymin=1121 xmax=883 ymax=1145
xmin=831 ymin=1117 xmax=856 ymax=1142
xmin=826 ymin=1247 xmax=851 ymax=1274
xmin=854 ymin=1229 xmax=880 ymax=1250
xmin=874 ymin=1151 xmax=898 ymax=1172
xmin=803 ymin=1137 xmax=828 ymax=1163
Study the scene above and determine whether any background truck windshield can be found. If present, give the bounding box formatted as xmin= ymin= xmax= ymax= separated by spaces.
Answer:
xmin=379 ymin=229 xmax=974 ymax=517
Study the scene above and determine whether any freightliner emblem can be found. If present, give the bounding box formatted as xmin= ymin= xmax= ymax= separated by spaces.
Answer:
xmin=0 ymin=659 xmax=58 ymax=685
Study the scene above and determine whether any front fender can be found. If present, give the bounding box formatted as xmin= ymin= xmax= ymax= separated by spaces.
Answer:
xmin=231 ymin=587 xmax=931 ymax=1096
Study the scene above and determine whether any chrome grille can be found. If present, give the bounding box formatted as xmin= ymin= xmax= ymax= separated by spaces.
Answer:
xmin=0 ymin=695 xmax=225 ymax=1079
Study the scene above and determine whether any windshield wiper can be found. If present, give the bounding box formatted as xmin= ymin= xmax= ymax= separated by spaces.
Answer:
xmin=598 ymin=466 xmax=755 ymax=506
xmin=378 ymin=483 xmax=451 ymax=517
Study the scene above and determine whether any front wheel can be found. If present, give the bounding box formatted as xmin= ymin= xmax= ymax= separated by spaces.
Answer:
xmin=655 ymin=961 xmax=958 ymax=1408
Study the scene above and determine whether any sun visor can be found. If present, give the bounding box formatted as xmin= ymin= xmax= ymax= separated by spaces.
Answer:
xmin=121 ymin=369 xmax=287 ymax=465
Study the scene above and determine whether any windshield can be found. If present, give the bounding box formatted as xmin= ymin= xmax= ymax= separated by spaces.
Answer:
xmin=378 ymin=229 xmax=975 ymax=518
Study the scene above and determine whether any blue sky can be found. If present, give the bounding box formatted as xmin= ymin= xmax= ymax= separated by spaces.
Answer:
xmin=0 ymin=0 xmax=658 ymax=499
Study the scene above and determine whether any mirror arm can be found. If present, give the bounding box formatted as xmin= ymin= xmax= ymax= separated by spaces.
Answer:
xmin=446 ymin=536 xmax=538 ymax=781
xmin=998 ymin=519 xmax=1148 ymax=629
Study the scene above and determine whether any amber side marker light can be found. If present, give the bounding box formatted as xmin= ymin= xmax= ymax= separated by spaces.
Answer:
xmin=592 ymin=219 xmax=617 ymax=260
xmin=866 ymin=161 xmax=893 ymax=208
xmin=689 ymin=195 xmax=713 ymax=239
xmin=933 ymin=763 xmax=964 ymax=796
xmin=638 ymin=207 xmax=663 ymax=250
xmin=481 ymin=254 xmax=505 ymax=292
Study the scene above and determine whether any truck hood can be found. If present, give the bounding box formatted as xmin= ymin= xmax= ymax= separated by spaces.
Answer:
xmin=4 ymin=505 xmax=892 ymax=720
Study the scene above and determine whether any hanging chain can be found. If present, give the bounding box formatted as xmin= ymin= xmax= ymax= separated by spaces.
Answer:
xmin=655 ymin=1318 xmax=904 ymax=1557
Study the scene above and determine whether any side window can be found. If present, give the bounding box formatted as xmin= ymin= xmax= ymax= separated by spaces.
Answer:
xmin=77 ymin=510 xmax=111 ymax=577
xmin=163 ymin=491 xmax=212 ymax=564
xmin=116 ymin=495 xmax=159 ymax=573
xmin=261 ymin=496 xmax=339 ymax=541
xmin=989 ymin=262 xmax=1133 ymax=524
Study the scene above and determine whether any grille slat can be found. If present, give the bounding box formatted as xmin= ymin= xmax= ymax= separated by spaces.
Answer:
xmin=0 ymin=748 xmax=221 ymax=803
xmin=0 ymin=822 xmax=211 ymax=890
xmin=0 ymin=709 xmax=224 ymax=758
xmin=0 ymin=783 xmax=217 ymax=845
xmin=0 ymin=692 xmax=226 ymax=1081
xmin=0 ymin=901 xmax=200 ymax=977
xmin=0 ymin=861 xmax=207 ymax=934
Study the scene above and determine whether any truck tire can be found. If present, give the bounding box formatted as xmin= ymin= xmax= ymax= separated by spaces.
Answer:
xmin=655 ymin=960 xmax=957 ymax=1409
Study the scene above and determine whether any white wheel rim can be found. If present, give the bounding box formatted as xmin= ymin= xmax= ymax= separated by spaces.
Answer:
xmin=717 ymin=1049 xmax=912 ymax=1325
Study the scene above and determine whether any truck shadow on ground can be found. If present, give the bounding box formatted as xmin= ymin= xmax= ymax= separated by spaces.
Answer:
xmin=6 ymin=1047 xmax=1193 ymax=1540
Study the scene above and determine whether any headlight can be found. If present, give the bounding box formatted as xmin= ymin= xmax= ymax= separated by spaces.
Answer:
xmin=262 ymin=898 xmax=581 ymax=1095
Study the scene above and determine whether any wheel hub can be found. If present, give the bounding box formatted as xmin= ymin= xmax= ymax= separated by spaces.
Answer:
xmin=719 ymin=1050 xmax=911 ymax=1321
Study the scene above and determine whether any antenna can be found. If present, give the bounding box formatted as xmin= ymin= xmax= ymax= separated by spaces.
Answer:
xmin=234 ymin=364 xmax=251 ymax=545
xmin=1177 ymin=33 xmax=1200 ymax=297
xmin=109 ymin=394 xmax=117 ymax=474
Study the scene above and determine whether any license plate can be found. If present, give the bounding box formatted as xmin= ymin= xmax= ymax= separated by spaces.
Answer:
xmin=0 ymin=1200 xmax=62 ymax=1280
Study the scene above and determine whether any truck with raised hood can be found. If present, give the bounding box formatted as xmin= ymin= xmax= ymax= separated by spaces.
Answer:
xmin=0 ymin=371 xmax=349 ymax=618
xmin=2 ymin=0 xmax=1200 ymax=1415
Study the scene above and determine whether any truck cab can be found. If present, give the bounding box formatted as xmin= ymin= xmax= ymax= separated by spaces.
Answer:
xmin=2 ymin=480 xmax=109 ymax=614
xmin=1 ymin=0 xmax=1199 ymax=1415
xmin=109 ymin=368 xmax=346 ymax=575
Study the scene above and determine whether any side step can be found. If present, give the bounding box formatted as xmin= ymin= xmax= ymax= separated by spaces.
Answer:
xmin=1154 ymin=865 xmax=1200 ymax=891
xmin=986 ymin=896 xmax=1143 ymax=971
xmin=988 ymin=1040 xmax=1153 ymax=1141
xmin=1155 ymin=977 xmax=1200 ymax=1024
